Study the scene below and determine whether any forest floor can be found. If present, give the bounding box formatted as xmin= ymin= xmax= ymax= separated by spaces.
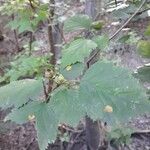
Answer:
xmin=0 ymin=2 xmax=150 ymax=150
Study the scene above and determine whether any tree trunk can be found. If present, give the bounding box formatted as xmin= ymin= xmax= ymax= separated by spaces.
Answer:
xmin=85 ymin=0 xmax=96 ymax=19
xmin=84 ymin=1 xmax=108 ymax=150
xmin=85 ymin=0 xmax=106 ymax=20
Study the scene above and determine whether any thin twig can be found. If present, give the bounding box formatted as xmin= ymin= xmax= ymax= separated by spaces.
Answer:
xmin=28 ymin=0 xmax=36 ymax=11
xmin=94 ymin=12 xmax=101 ymax=21
xmin=132 ymin=129 xmax=150 ymax=135
xmin=109 ymin=0 xmax=147 ymax=40
xmin=125 ymin=144 xmax=133 ymax=150
xmin=87 ymin=0 xmax=147 ymax=67
xmin=86 ymin=50 xmax=99 ymax=68
xmin=3 ymin=35 xmax=16 ymax=45
xmin=66 ymin=130 xmax=83 ymax=150
xmin=136 ymin=7 xmax=150 ymax=16
xmin=28 ymin=0 xmax=36 ymax=56
xmin=57 ymin=25 xmax=67 ymax=44
xmin=115 ymin=0 xmax=118 ymax=7
xmin=42 ymin=80 xmax=48 ymax=100
xmin=29 ymin=32 xmax=33 ymax=56
xmin=11 ymin=14 xmax=20 ymax=53
xmin=59 ymin=124 xmax=83 ymax=134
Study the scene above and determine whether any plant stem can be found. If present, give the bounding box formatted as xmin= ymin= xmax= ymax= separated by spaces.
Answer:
xmin=115 ymin=0 xmax=118 ymax=7
xmin=46 ymin=0 xmax=56 ymax=102
xmin=29 ymin=32 xmax=33 ymax=56
xmin=11 ymin=14 xmax=20 ymax=53
xmin=42 ymin=80 xmax=48 ymax=100
xmin=48 ymin=0 xmax=56 ymax=65
xmin=28 ymin=0 xmax=35 ymax=11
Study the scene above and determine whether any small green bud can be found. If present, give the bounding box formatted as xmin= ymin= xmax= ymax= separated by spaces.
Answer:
xmin=91 ymin=21 xmax=104 ymax=30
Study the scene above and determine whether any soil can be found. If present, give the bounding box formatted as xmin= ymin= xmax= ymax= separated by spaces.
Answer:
xmin=0 ymin=1 xmax=150 ymax=150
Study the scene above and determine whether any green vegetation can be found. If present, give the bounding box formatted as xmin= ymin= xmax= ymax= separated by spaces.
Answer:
xmin=0 ymin=0 xmax=149 ymax=150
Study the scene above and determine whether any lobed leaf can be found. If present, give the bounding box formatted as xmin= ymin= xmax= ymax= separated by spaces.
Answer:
xmin=0 ymin=79 xmax=43 ymax=109
xmin=51 ymin=87 xmax=84 ymax=126
xmin=6 ymin=101 xmax=58 ymax=150
xmin=79 ymin=61 xmax=149 ymax=124
xmin=1 ymin=62 xmax=150 ymax=150
xmin=92 ymin=35 xmax=109 ymax=51
xmin=64 ymin=15 xmax=92 ymax=32
xmin=61 ymin=38 xmax=97 ymax=67
xmin=35 ymin=103 xmax=58 ymax=150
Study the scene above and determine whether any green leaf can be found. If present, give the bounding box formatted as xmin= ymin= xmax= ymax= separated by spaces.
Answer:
xmin=64 ymin=15 xmax=92 ymax=32
xmin=18 ymin=17 xmax=33 ymax=33
xmin=7 ymin=16 xmax=33 ymax=33
xmin=0 ymin=79 xmax=43 ymax=109
xmin=35 ymin=103 xmax=58 ymax=150
xmin=79 ymin=61 xmax=149 ymax=125
xmin=119 ymin=32 xmax=140 ymax=44
xmin=51 ymin=87 xmax=84 ymax=126
xmin=6 ymin=102 xmax=58 ymax=150
xmin=32 ymin=10 xmax=48 ymax=28
xmin=61 ymin=38 xmax=97 ymax=67
xmin=92 ymin=35 xmax=109 ymax=51
xmin=60 ymin=63 xmax=84 ymax=80
xmin=112 ymin=10 xmax=130 ymax=20
xmin=137 ymin=40 xmax=150 ymax=58
xmin=2 ymin=62 xmax=150 ymax=150
xmin=108 ymin=127 xmax=132 ymax=145
xmin=134 ymin=64 xmax=150 ymax=83
xmin=6 ymin=19 xmax=20 ymax=30
xmin=144 ymin=24 xmax=150 ymax=36
xmin=5 ymin=102 xmax=40 ymax=123
xmin=4 ymin=55 xmax=48 ymax=81
xmin=118 ymin=35 xmax=131 ymax=43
